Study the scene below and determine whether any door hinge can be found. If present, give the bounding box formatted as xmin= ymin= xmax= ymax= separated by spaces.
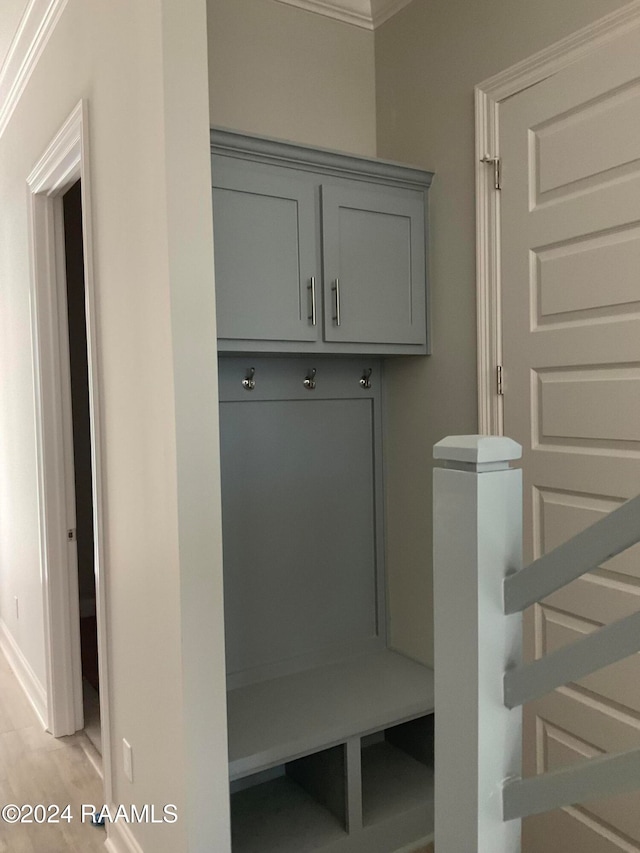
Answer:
xmin=67 ymin=528 xmax=76 ymax=541
xmin=497 ymin=365 xmax=504 ymax=396
xmin=481 ymin=156 xmax=502 ymax=191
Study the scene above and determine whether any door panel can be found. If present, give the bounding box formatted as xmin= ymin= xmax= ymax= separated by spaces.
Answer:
xmin=500 ymin=25 xmax=640 ymax=852
xmin=534 ymin=84 xmax=640 ymax=198
xmin=212 ymin=156 xmax=319 ymax=343
xmin=535 ymin=224 xmax=640 ymax=321
xmin=321 ymin=181 xmax=426 ymax=345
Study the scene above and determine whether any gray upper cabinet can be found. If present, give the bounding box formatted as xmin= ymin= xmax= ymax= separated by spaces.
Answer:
xmin=211 ymin=129 xmax=433 ymax=356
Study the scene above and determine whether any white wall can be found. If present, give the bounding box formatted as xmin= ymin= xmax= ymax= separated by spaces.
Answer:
xmin=207 ymin=0 xmax=377 ymax=156
xmin=375 ymin=0 xmax=633 ymax=666
xmin=0 ymin=0 xmax=229 ymax=850
xmin=0 ymin=0 xmax=27 ymax=69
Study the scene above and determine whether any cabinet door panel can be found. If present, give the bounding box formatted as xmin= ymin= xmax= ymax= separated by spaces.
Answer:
xmin=212 ymin=157 xmax=319 ymax=342
xmin=321 ymin=182 xmax=426 ymax=345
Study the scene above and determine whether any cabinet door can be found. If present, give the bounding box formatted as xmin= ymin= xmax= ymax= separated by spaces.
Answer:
xmin=321 ymin=181 xmax=426 ymax=346
xmin=212 ymin=156 xmax=319 ymax=342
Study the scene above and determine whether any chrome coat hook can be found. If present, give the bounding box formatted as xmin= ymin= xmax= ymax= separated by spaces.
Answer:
xmin=242 ymin=367 xmax=256 ymax=391
xmin=303 ymin=368 xmax=317 ymax=391
xmin=359 ymin=368 xmax=372 ymax=390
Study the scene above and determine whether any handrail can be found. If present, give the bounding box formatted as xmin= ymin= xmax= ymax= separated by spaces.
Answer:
xmin=501 ymin=486 xmax=640 ymax=827
xmin=504 ymin=493 xmax=640 ymax=615
xmin=504 ymin=609 xmax=640 ymax=708
xmin=503 ymin=747 xmax=640 ymax=821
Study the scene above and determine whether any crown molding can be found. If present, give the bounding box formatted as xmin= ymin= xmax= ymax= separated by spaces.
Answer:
xmin=0 ymin=0 xmax=68 ymax=139
xmin=273 ymin=0 xmax=414 ymax=29
xmin=274 ymin=0 xmax=372 ymax=28
xmin=211 ymin=126 xmax=433 ymax=189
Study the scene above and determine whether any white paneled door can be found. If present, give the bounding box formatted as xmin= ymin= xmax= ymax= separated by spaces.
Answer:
xmin=500 ymin=25 xmax=640 ymax=853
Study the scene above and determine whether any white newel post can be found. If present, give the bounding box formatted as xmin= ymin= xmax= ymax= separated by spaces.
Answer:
xmin=433 ymin=436 xmax=523 ymax=853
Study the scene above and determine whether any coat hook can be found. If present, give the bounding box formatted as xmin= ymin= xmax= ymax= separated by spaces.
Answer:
xmin=303 ymin=368 xmax=317 ymax=391
xmin=359 ymin=368 xmax=372 ymax=390
xmin=242 ymin=367 xmax=256 ymax=391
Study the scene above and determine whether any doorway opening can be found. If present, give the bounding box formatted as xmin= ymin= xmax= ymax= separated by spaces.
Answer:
xmin=61 ymin=180 xmax=101 ymax=755
xmin=28 ymin=99 xmax=112 ymax=803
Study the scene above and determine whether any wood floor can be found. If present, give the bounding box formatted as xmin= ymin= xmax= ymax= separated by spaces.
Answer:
xmin=0 ymin=648 xmax=106 ymax=852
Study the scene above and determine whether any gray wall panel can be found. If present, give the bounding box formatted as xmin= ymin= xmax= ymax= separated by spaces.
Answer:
xmin=219 ymin=358 xmax=385 ymax=683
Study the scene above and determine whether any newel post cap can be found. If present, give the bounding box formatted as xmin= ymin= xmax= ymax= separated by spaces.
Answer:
xmin=433 ymin=435 xmax=522 ymax=464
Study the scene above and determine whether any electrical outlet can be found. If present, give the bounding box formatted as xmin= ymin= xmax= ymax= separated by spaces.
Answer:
xmin=14 ymin=597 xmax=19 ymax=620
xmin=122 ymin=738 xmax=133 ymax=782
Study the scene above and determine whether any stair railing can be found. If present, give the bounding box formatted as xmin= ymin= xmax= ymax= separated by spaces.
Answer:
xmin=433 ymin=435 xmax=640 ymax=853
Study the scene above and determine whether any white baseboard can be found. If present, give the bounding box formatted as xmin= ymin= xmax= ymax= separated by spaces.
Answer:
xmin=0 ymin=618 xmax=48 ymax=727
xmin=104 ymin=816 xmax=144 ymax=853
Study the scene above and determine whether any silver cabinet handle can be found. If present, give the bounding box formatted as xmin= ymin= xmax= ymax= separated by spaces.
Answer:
xmin=332 ymin=278 xmax=341 ymax=327
xmin=308 ymin=277 xmax=317 ymax=326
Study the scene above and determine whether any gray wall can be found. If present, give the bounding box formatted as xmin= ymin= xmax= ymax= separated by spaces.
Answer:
xmin=375 ymin=0 xmax=632 ymax=666
xmin=207 ymin=0 xmax=377 ymax=157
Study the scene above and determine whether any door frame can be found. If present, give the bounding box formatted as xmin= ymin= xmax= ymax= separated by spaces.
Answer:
xmin=27 ymin=100 xmax=112 ymax=800
xmin=475 ymin=0 xmax=640 ymax=436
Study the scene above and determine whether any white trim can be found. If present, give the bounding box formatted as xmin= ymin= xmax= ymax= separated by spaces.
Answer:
xmin=271 ymin=0 xmax=412 ymax=29
xmin=0 ymin=618 xmax=48 ymax=727
xmin=273 ymin=0 xmax=373 ymax=28
xmin=475 ymin=0 xmax=640 ymax=435
xmin=475 ymin=86 xmax=503 ymax=437
xmin=105 ymin=816 xmax=144 ymax=853
xmin=27 ymin=100 xmax=113 ymax=805
xmin=0 ymin=0 xmax=69 ymax=139
xmin=478 ymin=0 xmax=640 ymax=103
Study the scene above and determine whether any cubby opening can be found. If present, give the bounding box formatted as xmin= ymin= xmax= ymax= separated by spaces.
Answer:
xmin=230 ymin=747 xmax=349 ymax=853
xmin=229 ymin=718 xmax=435 ymax=853
xmin=361 ymin=716 xmax=435 ymax=832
